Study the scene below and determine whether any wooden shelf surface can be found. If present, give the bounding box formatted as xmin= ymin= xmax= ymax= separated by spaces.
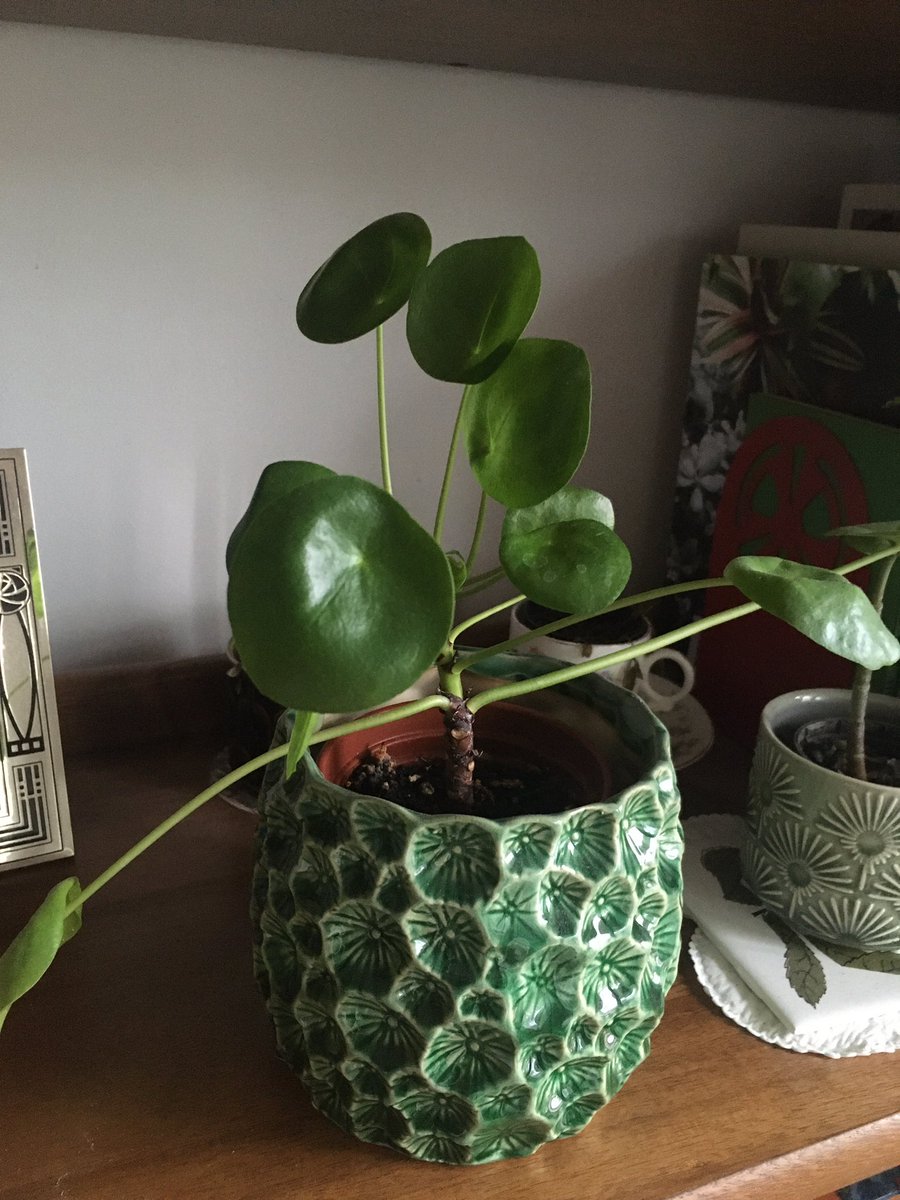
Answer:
xmin=1 ymin=0 xmax=898 ymax=111
xmin=1 ymin=732 xmax=897 ymax=1200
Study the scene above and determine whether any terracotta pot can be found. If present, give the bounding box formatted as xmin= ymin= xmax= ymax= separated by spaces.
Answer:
xmin=316 ymin=699 xmax=613 ymax=807
xmin=251 ymin=653 xmax=682 ymax=1164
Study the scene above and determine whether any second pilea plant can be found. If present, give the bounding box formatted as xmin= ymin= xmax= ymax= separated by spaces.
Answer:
xmin=2 ymin=211 xmax=899 ymax=1029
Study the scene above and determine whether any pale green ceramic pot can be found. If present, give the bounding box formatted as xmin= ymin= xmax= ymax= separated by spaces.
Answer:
xmin=251 ymin=654 xmax=682 ymax=1164
xmin=740 ymin=690 xmax=900 ymax=952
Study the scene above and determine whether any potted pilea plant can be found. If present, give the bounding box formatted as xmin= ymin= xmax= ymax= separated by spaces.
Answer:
xmin=2 ymin=213 xmax=899 ymax=1166
xmin=741 ymin=522 xmax=900 ymax=955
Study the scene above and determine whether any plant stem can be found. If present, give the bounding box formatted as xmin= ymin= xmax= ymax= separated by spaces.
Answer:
xmin=457 ymin=566 xmax=506 ymax=599
xmin=376 ymin=325 xmax=392 ymax=495
xmin=438 ymin=661 xmax=464 ymax=699
xmin=468 ymin=598 xmax=759 ymax=713
xmin=444 ymin=697 xmax=476 ymax=811
xmin=459 ymin=576 xmax=728 ymax=670
xmin=64 ymin=744 xmax=289 ymax=917
xmin=63 ymin=694 xmax=453 ymax=920
xmin=450 ymin=594 xmax=525 ymax=643
xmin=848 ymin=554 xmax=897 ymax=781
xmin=465 ymin=492 xmax=489 ymax=571
xmin=433 ymin=387 xmax=469 ymax=544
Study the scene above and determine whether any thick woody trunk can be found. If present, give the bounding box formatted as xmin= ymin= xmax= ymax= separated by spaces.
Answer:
xmin=444 ymin=697 xmax=476 ymax=811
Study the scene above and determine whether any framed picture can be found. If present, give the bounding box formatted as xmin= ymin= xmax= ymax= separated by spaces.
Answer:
xmin=0 ymin=449 xmax=73 ymax=870
xmin=838 ymin=184 xmax=900 ymax=233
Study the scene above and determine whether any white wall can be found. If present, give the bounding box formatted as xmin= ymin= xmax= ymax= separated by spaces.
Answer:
xmin=1 ymin=22 xmax=893 ymax=670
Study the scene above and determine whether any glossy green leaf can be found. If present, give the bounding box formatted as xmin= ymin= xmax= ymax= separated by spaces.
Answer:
xmin=724 ymin=556 xmax=900 ymax=670
xmin=296 ymin=212 xmax=431 ymax=343
xmin=500 ymin=487 xmax=630 ymax=612
xmin=827 ymin=521 xmax=900 ymax=554
xmin=226 ymin=461 xmax=335 ymax=572
xmin=228 ymin=474 xmax=455 ymax=711
xmin=406 ymin=236 xmax=540 ymax=383
xmin=0 ymin=878 xmax=82 ymax=1032
xmin=285 ymin=710 xmax=318 ymax=779
xmin=463 ymin=339 xmax=591 ymax=507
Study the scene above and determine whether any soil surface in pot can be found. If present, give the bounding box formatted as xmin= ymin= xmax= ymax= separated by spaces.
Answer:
xmin=794 ymin=718 xmax=900 ymax=787
xmin=519 ymin=599 xmax=647 ymax=645
xmin=348 ymin=746 xmax=579 ymax=819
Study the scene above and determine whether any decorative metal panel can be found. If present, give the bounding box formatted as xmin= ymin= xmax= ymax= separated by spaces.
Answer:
xmin=0 ymin=449 xmax=72 ymax=870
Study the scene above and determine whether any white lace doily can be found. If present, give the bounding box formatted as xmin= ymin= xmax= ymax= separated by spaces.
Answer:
xmin=689 ymin=929 xmax=900 ymax=1057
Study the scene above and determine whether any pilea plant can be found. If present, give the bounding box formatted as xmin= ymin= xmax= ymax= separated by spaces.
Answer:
xmin=826 ymin=523 xmax=900 ymax=781
xmin=2 ymin=211 xmax=899 ymax=1031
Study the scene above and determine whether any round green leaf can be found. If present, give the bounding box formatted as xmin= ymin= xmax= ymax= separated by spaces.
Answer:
xmin=827 ymin=521 xmax=900 ymax=554
xmin=406 ymin=236 xmax=540 ymax=383
xmin=463 ymin=338 xmax=591 ymax=507
xmin=226 ymin=461 xmax=335 ymax=572
xmin=724 ymin=556 xmax=900 ymax=669
xmin=227 ymin=474 xmax=455 ymax=710
xmin=296 ymin=212 xmax=432 ymax=343
xmin=500 ymin=487 xmax=630 ymax=612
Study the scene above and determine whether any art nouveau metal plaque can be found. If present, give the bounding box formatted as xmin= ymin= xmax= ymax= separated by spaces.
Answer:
xmin=0 ymin=449 xmax=72 ymax=870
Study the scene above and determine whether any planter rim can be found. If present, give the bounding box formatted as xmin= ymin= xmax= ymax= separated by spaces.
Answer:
xmin=301 ymin=657 xmax=671 ymax=828
xmin=759 ymin=688 xmax=900 ymax=792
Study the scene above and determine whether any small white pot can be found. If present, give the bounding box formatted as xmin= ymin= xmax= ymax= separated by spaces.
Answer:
xmin=508 ymin=602 xmax=694 ymax=715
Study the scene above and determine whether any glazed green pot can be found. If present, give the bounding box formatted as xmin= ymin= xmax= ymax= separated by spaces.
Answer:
xmin=741 ymin=690 xmax=900 ymax=952
xmin=251 ymin=655 xmax=683 ymax=1164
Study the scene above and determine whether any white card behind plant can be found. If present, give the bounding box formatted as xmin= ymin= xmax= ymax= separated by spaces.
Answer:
xmin=0 ymin=449 xmax=72 ymax=870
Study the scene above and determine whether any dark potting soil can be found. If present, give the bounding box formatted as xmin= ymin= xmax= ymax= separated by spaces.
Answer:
xmin=794 ymin=718 xmax=900 ymax=787
xmin=519 ymin=599 xmax=646 ymax=646
xmin=347 ymin=746 xmax=581 ymax=819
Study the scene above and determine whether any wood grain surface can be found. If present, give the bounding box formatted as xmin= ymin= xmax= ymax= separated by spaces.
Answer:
xmin=1 ymin=733 xmax=897 ymax=1200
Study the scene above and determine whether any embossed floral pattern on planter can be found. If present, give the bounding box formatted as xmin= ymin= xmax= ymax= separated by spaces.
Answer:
xmin=741 ymin=691 xmax=900 ymax=953
xmin=251 ymin=658 xmax=682 ymax=1164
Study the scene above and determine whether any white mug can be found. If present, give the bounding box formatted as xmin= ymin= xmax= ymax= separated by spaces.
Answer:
xmin=507 ymin=603 xmax=694 ymax=715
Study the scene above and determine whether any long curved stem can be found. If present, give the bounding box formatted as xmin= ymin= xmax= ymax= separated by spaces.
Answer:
xmin=450 ymin=594 xmax=525 ymax=643
xmin=459 ymin=576 xmax=728 ymax=670
xmin=376 ymin=325 xmax=392 ymax=494
xmin=63 ymin=694 xmax=453 ymax=920
xmin=465 ymin=492 xmax=489 ymax=570
xmin=468 ymin=599 xmax=758 ymax=713
xmin=457 ymin=566 xmax=506 ymax=598
xmin=433 ymin=387 xmax=469 ymax=544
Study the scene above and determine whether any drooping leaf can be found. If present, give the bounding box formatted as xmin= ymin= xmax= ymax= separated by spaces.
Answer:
xmin=827 ymin=521 xmax=900 ymax=554
xmin=406 ymin=236 xmax=540 ymax=383
xmin=808 ymin=937 xmax=900 ymax=974
xmin=700 ymin=846 xmax=758 ymax=906
xmin=227 ymin=474 xmax=455 ymax=711
xmin=226 ymin=461 xmax=335 ymax=572
xmin=285 ymin=710 xmax=318 ymax=779
xmin=724 ymin=556 xmax=900 ymax=670
xmin=501 ymin=487 xmax=630 ymax=613
xmin=463 ymin=338 xmax=591 ymax=507
xmin=0 ymin=878 xmax=82 ymax=1032
xmin=760 ymin=912 xmax=827 ymax=1007
xmin=296 ymin=212 xmax=431 ymax=343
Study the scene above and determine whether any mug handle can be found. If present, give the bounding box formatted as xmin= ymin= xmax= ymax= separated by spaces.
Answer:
xmin=632 ymin=649 xmax=695 ymax=713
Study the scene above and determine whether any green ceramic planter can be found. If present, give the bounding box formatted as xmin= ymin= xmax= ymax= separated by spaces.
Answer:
xmin=251 ymin=654 xmax=683 ymax=1164
xmin=741 ymin=690 xmax=900 ymax=952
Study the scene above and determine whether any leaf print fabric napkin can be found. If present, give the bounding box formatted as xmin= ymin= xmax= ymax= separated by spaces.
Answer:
xmin=682 ymin=816 xmax=900 ymax=1043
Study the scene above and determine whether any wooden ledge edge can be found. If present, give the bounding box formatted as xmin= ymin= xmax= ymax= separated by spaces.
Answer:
xmin=54 ymin=654 xmax=231 ymax=756
xmin=671 ymin=1111 xmax=900 ymax=1200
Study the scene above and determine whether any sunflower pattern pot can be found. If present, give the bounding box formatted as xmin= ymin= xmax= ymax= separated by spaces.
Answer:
xmin=251 ymin=658 xmax=682 ymax=1165
xmin=741 ymin=690 xmax=900 ymax=953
